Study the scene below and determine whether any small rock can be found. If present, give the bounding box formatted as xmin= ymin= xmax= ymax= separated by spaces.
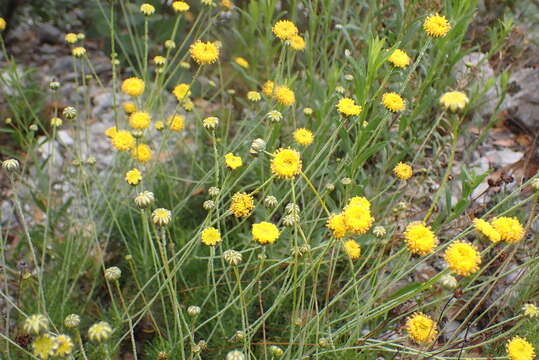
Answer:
xmin=484 ymin=149 xmax=523 ymax=167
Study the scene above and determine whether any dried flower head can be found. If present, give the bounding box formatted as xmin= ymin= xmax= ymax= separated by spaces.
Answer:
xmin=522 ymin=304 xmax=539 ymax=318
xmin=264 ymin=195 xmax=278 ymax=208
xmin=62 ymin=106 xmax=77 ymax=119
xmin=250 ymin=138 xmax=266 ymax=155
xmin=373 ymin=226 xmax=386 ymax=237
xmin=140 ymin=3 xmax=156 ymax=15
xmin=72 ymin=47 xmax=86 ymax=57
xmin=187 ymin=305 xmax=201 ymax=317
xmin=203 ymin=200 xmax=215 ymax=210
xmin=266 ymin=110 xmax=283 ymax=122
xmin=208 ymin=187 xmax=220 ymax=197
xmin=247 ymin=91 xmax=261 ymax=102
xmin=104 ymin=266 xmax=122 ymax=281
xmin=203 ymin=116 xmax=219 ymax=129
xmin=88 ymin=321 xmax=112 ymax=342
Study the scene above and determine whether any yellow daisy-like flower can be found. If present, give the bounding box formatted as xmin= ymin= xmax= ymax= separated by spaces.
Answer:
xmin=230 ymin=192 xmax=255 ymax=218
xmin=152 ymin=208 xmax=172 ymax=226
xmin=343 ymin=240 xmax=361 ymax=259
xmin=224 ymin=153 xmax=243 ymax=170
xmin=327 ymin=213 xmax=347 ymax=239
xmin=393 ymin=162 xmax=413 ymax=180
xmin=490 ymin=217 xmax=525 ymax=243
xmin=104 ymin=127 xmax=117 ymax=139
xmin=262 ymin=80 xmax=274 ymax=97
xmin=343 ymin=203 xmax=374 ymax=235
xmin=382 ymin=92 xmax=406 ymax=112
xmin=190 ymin=40 xmax=220 ymax=65
xmin=72 ymin=47 xmax=86 ymax=57
xmin=388 ymin=49 xmax=411 ymax=68
xmin=111 ymin=130 xmax=135 ymax=151
xmin=131 ymin=144 xmax=152 ymax=163
xmin=444 ymin=241 xmax=481 ymax=276
xmin=88 ymin=321 xmax=112 ymax=342
xmin=140 ymin=3 xmax=155 ymax=16
xmin=523 ymin=304 xmax=539 ymax=318
xmin=234 ymin=57 xmax=249 ymax=68
xmin=201 ymin=227 xmax=221 ymax=246
xmin=337 ymin=97 xmax=362 ymax=116
xmin=54 ymin=334 xmax=74 ymax=357
xmin=247 ymin=91 xmax=261 ymax=102
xmin=153 ymin=55 xmax=166 ymax=66
xmin=273 ymin=20 xmax=298 ymax=40
xmin=506 ymin=336 xmax=535 ymax=360
xmin=172 ymin=1 xmax=190 ymax=12
xmin=423 ymin=14 xmax=451 ymax=38
xmin=32 ymin=334 xmax=57 ymax=360
xmin=347 ymin=196 xmax=371 ymax=210
xmin=0 ymin=18 xmax=7 ymax=31
xmin=289 ymin=35 xmax=306 ymax=51
xmin=274 ymin=85 xmax=295 ymax=107
xmin=123 ymin=102 xmax=137 ymax=114
xmin=172 ymin=83 xmax=191 ymax=101
xmin=472 ymin=218 xmax=501 ymax=243
xmin=65 ymin=33 xmax=78 ymax=44
xmin=125 ymin=168 xmax=142 ymax=185
xmin=271 ymin=148 xmax=302 ymax=179
xmin=129 ymin=111 xmax=151 ymax=130
xmin=293 ymin=128 xmax=314 ymax=146
xmin=121 ymin=77 xmax=145 ymax=97
xmin=221 ymin=0 xmax=234 ymax=9
xmin=203 ymin=116 xmax=219 ymax=129
xmin=252 ymin=221 xmax=280 ymax=244
xmin=404 ymin=222 xmax=438 ymax=256
xmin=155 ymin=121 xmax=165 ymax=131
xmin=167 ymin=114 xmax=185 ymax=132
xmin=406 ymin=312 xmax=438 ymax=345
xmin=440 ymin=91 xmax=469 ymax=112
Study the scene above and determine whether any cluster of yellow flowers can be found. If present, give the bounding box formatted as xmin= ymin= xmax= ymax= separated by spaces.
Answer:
xmin=474 ymin=216 xmax=526 ymax=243
xmin=272 ymin=19 xmax=306 ymax=51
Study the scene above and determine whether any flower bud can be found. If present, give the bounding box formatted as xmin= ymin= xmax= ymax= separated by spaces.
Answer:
xmin=135 ymin=191 xmax=155 ymax=209
xmin=2 ymin=159 xmax=19 ymax=171
xmin=187 ymin=305 xmax=201 ymax=317
xmin=208 ymin=187 xmax=220 ymax=197
xmin=62 ymin=106 xmax=77 ymax=119
xmin=223 ymin=250 xmax=242 ymax=266
xmin=49 ymin=81 xmax=60 ymax=90
xmin=64 ymin=314 xmax=81 ymax=328
xmin=249 ymin=138 xmax=266 ymax=155
xmin=104 ymin=266 xmax=121 ymax=281
xmin=203 ymin=200 xmax=215 ymax=210
xmin=264 ymin=195 xmax=278 ymax=208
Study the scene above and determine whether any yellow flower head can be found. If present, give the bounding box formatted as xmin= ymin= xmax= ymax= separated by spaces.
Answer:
xmin=172 ymin=1 xmax=190 ymax=12
xmin=289 ymin=35 xmax=306 ymax=51
xmin=444 ymin=241 xmax=481 ymax=276
xmin=388 ymin=49 xmax=411 ymax=68
xmin=32 ymin=334 xmax=57 ymax=360
xmin=247 ymin=91 xmax=261 ymax=102
xmin=230 ymin=192 xmax=255 ymax=218
xmin=65 ymin=33 xmax=78 ymax=44
xmin=125 ymin=168 xmax=142 ymax=185
xmin=121 ymin=77 xmax=145 ymax=97
xmin=343 ymin=240 xmax=361 ymax=259
xmin=506 ymin=336 xmax=535 ymax=360
xmin=131 ymin=144 xmax=152 ymax=163
xmin=173 ymin=83 xmax=191 ymax=101
xmin=303 ymin=107 xmax=313 ymax=116
xmin=327 ymin=213 xmax=347 ymax=239
xmin=224 ymin=153 xmax=243 ymax=170
xmin=262 ymin=80 xmax=274 ymax=97
xmin=55 ymin=335 xmax=74 ymax=357
xmin=167 ymin=114 xmax=185 ymax=132
xmin=424 ymin=14 xmax=451 ymax=38
xmin=404 ymin=222 xmax=438 ymax=256
xmin=24 ymin=314 xmax=49 ymax=334
xmin=274 ymin=85 xmax=296 ymax=107
xmin=440 ymin=91 xmax=469 ymax=111
xmin=234 ymin=57 xmax=249 ymax=68
xmin=271 ymin=148 xmax=302 ymax=179
xmin=337 ymin=97 xmax=362 ymax=116
xmin=203 ymin=116 xmax=219 ymax=129
xmin=393 ymin=162 xmax=413 ymax=180
xmin=293 ymin=128 xmax=314 ymax=146
xmin=152 ymin=208 xmax=172 ymax=226
xmin=88 ymin=321 xmax=112 ymax=342
xmin=190 ymin=40 xmax=219 ymax=65
xmin=523 ymin=303 xmax=539 ymax=318
xmin=221 ymin=0 xmax=234 ymax=9
xmin=201 ymin=227 xmax=221 ymax=246
xmin=252 ymin=221 xmax=280 ymax=244
xmin=406 ymin=312 xmax=438 ymax=344
xmin=347 ymin=196 xmax=371 ymax=210
xmin=343 ymin=203 xmax=374 ymax=235
xmin=50 ymin=117 xmax=62 ymax=127
xmin=72 ymin=47 xmax=86 ymax=57
xmin=273 ymin=20 xmax=298 ymax=40
xmin=111 ymin=130 xmax=135 ymax=151
xmin=491 ymin=217 xmax=525 ymax=243
xmin=0 ymin=18 xmax=6 ymax=31
xmin=105 ymin=127 xmax=117 ymax=138
xmin=382 ymin=92 xmax=405 ymax=112
xmin=129 ymin=111 xmax=151 ymax=130
xmin=472 ymin=218 xmax=501 ymax=243
xmin=140 ymin=3 xmax=156 ymax=16
xmin=153 ymin=55 xmax=166 ymax=66
xmin=123 ymin=102 xmax=137 ymax=114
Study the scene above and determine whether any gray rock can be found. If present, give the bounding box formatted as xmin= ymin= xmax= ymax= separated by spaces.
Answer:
xmin=485 ymin=149 xmax=523 ymax=167
xmin=504 ymin=68 xmax=539 ymax=130
xmin=36 ymin=23 xmax=63 ymax=44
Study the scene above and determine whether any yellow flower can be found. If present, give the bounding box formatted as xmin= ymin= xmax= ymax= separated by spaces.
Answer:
xmin=440 ymin=91 xmax=469 ymax=112
xmin=167 ymin=114 xmax=185 ymax=132
xmin=152 ymin=208 xmax=172 ymax=226
xmin=490 ymin=217 xmax=525 ymax=243
xmin=155 ymin=121 xmax=165 ymax=131
xmin=121 ymin=77 xmax=145 ymax=97
xmin=203 ymin=116 xmax=219 ymax=129
xmin=65 ymin=33 xmax=78 ymax=44
xmin=201 ymin=227 xmax=221 ymax=246
xmin=183 ymin=100 xmax=194 ymax=111
xmin=404 ymin=222 xmax=438 ymax=256
xmin=111 ymin=130 xmax=135 ymax=151
xmin=140 ymin=3 xmax=156 ymax=16
xmin=252 ymin=221 xmax=280 ymax=244
xmin=247 ymin=91 xmax=261 ymax=102
xmin=337 ymin=97 xmax=362 ymax=116
xmin=523 ymin=303 xmax=539 ymax=318
xmin=406 ymin=312 xmax=438 ymax=344
xmin=347 ymin=196 xmax=371 ymax=210
xmin=131 ymin=144 xmax=152 ymax=163
xmin=289 ymin=35 xmax=306 ymax=51
xmin=274 ymin=85 xmax=295 ymax=107
xmin=71 ymin=47 xmax=86 ymax=57
xmin=506 ymin=336 xmax=535 ymax=360
xmin=393 ymin=162 xmax=413 ymax=180
xmin=24 ymin=314 xmax=49 ymax=334
xmin=273 ymin=20 xmax=298 ymax=40
xmin=123 ymin=102 xmax=137 ymax=114
xmin=50 ymin=117 xmax=62 ymax=127
xmin=293 ymin=128 xmax=314 ymax=146
xmin=172 ymin=1 xmax=190 ymax=12
xmin=267 ymin=110 xmax=282 ymax=122
xmin=388 ymin=49 xmax=411 ymax=68
xmin=303 ymin=107 xmax=313 ymax=116
xmin=472 ymin=218 xmax=501 ymax=243
xmin=424 ymin=14 xmax=451 ymax=38
xmin=230 ymin=192 xmax=254 ymax=218
xmin=129 ymin=111 xmax=151 ymax=130
xmin=221 ymin=0 xmax=234 ymax=9
xmin=343 ymin=203 xmax=374 ymax=235
xmin=271 ymin=148 xmax=302 ymax=179
xmin=444 ymin=241 xmax=481 ymax=276
xmin=382 ymin=92 xmax=405 ymax=112
xmin=262 ymin=80 xmax=274 ymax=97
xmin=153 ymin=55 xmax=166 ymax=66
xmin=88 ymin=321 xmax=112 ymax=342
xmin=327 ymin=213 xmax=347 ymax=239
xmin=173 ymin=83 xmax=191 ymax=101
xmin=32 ymin=334 xmax=57 ymax=360
xmin=105 ymin=127 xmax=117 ymax=139
xmin=234 ymin=57 xmax=249 ymax=68
xmin=0 ymin=18 xmax=6 ymax=31
xmin=343 ymin=240 xmax=361 ymax=259
xmin=225 ymin=153 xmax=243 ymax=170
xmin=54 ymin=334 xmax=74 ymax=357
xmin=125 ymin=168 xmax=142 ymax=185
xmin=190 ymin=40 xmax=219 ymax=65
